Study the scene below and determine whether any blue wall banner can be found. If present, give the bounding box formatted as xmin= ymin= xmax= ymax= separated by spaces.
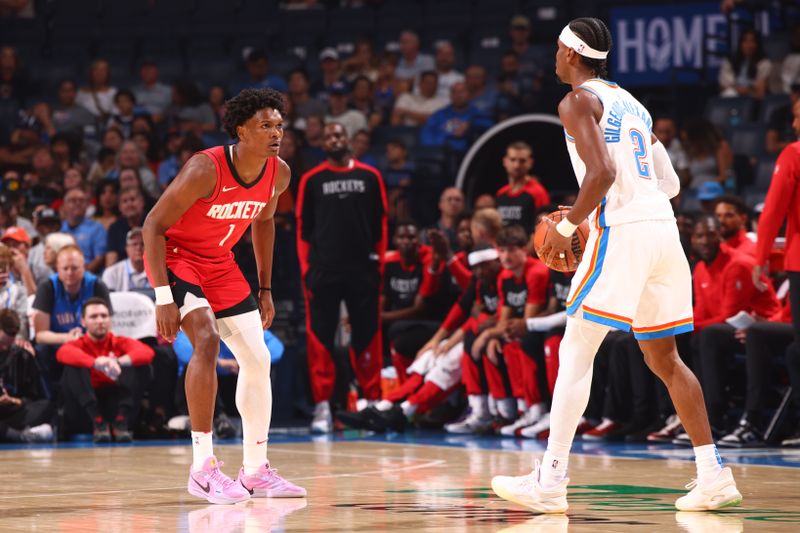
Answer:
xmin=610 ymin=3 xmax=728 ymax=87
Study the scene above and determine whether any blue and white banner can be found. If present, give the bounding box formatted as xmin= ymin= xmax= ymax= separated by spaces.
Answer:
xmin=610 ymin=3 xmax=728 ymax=87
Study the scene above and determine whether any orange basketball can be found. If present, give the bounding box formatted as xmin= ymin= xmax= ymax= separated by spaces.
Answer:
xmin=532 ymin=209 xmax=590 ymax=272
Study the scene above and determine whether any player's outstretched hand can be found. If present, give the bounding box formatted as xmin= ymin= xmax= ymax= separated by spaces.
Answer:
xmin=539 ymin=218 xmax=572 ymax=268
xmin=156 ymin=303 xmax=181 ymax=342
xmin=259 ymin=290 xmax=275 ymax=329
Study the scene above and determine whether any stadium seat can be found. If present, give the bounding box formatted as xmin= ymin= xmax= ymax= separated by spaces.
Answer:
xmin=730 ymin=124 xmax=766 ymax=157
xmin=705 ymin=96 xmax=755 ymax=130
xmin=753 ymin=155 xmax=778 ymax=191
xmin=327 ymin=7 xmax=376 ymax=37
xmin=371 ymin=125 xmax=419 ymax=151
xmin=759 ymin=93 xmax=791 ymax=122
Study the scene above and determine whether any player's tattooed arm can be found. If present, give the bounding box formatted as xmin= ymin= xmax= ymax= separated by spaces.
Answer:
xmin=251 ymin=157 xmax=291 ymax=329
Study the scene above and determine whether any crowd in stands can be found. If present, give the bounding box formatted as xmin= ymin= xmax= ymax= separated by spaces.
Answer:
xmin=0 ymin=2 xmax=798 ymax=449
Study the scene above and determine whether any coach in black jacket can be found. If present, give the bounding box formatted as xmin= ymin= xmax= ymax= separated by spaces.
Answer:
xmin=295 ymin=122 xmax=388 ymax=433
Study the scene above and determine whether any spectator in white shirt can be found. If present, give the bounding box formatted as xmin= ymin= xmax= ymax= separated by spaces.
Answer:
xmin=391 ymin=71 xmax=448 ymax=127
xmin=76 ymin=59 xmax=117 ymax=120
xmin=433 ymin=41 xmax=464 ymax=101
xmin=653 ymin=116 xmax=690 ymax=187
xmin=102 ymin=228 xmax=150 ymax=292
xmin=325 ymin=81 xmax=368 ymax=138
xmin=395 ymin=30 xmax=434 ymax=81
xmin=132 ymin=60 xmax=171 ymax=123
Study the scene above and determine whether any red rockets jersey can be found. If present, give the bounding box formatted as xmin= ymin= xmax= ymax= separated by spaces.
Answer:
xmin=166 ymin=145 xmax=278 ymax=259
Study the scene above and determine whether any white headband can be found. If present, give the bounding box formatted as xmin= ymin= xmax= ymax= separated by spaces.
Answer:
xmin=468 ymin=248 xmax=499 ymax=266
xmin=559 ymin=26 xmax=609 ymax=60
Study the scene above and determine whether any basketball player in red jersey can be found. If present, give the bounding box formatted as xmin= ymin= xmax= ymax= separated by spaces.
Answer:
xmin=143 ymin=89 xmax=305 ymax=504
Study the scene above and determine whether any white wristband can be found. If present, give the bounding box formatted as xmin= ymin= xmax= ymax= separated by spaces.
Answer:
xmin=154 ymin=285 xmax=174 ymax=306
xmin=526 ymin=318 xmax=538 ymax=332
xmin=556 ymin=218 xmax=577 ymax=237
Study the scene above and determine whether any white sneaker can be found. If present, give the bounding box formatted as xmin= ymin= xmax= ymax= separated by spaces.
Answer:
xmin=675 ymin=511 xmax=744 ymax=533
xmin=520 ymin=413 xmax=551 ymax=439
xmin=310 ymin=402 xmax=333 ymax=434
xmin=21 ymin=423 xmax=54 ymax=443
xmin=444 ymin=410 xmax=492 ymax=434
xmin=491 ymin=460 xmax=569 ymax=513
xmin=499 ymin=406 xmax=543 ymax=437
xmin=675 ymin=467 xmax=742 ymax=511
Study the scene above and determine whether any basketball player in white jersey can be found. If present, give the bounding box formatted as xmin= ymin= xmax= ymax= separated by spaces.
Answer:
xmin=491 ymin=18 xmax=742 ymax=513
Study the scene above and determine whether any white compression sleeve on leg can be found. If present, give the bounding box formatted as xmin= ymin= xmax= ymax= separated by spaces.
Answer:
xmin=218 ymin=310 xmax=272 ymax=475
xmin=546 ymin=316 xmax=610 ymax=457
xmin=652 ymin=140 xmax=681 ymax=199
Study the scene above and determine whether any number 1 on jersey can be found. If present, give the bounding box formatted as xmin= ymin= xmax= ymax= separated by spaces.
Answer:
xmin=219 ymin=224 xmax=235 ymax=247
xmin=629 ymin=129 xmax=651 ymax=179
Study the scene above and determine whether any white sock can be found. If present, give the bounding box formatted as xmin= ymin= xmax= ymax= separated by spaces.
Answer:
xmin=243 ymin=440 xmax=268 ymax=475
xmin=400 ymin=400 xmax=416 ymax=417
xmin=218 ymin=311 xmax=273 ymax=477
xmin=191 ymin=431 xmax=213 ymax=470
xmin=517 ymin=398 xmax=528 ymax=413
xmin=539 ymin=450 xmax=569 ymax=488
xmin=376 ymin=399 xmax=394 ymax=411
xmin=487 ymin=395 xmax=497 ymax=416
xmin=528 ymin=402 xmax=545 ymax=420
xmin=497 ymin=398 xmax=517 ymax=420
xmin=694 ymin=444 xmax=723 ymax=482
xmin=468 ymin=394 xmax=488 ymax=418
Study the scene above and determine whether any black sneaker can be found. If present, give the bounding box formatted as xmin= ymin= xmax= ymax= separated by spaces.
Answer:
xmin=718 ymin=421 xmax=764 ymax=448
xmin=93 ymin=418 xmax=111 ymax=444
xmin=375 ymin=405 xmax=408 ymax=432
xmin=112 ymin=418 xmax=133 ymax=443
xmin=214 ymin=413 xmax=237 ymax=440
xmin=337 ymin=408 xmax=377 ymax=431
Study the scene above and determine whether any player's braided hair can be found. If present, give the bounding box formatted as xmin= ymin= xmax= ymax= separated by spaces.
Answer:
xmin=568 ymin=17 xmax=612 ymax=79
xmin=223 ymin=88 xmax=286 ymax=139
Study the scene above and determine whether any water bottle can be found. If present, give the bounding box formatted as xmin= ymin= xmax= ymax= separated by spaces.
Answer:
xmin=729 ymin=108 xmax=741 ymax=127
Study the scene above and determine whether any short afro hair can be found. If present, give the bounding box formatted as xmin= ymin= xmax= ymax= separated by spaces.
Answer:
xmin=223 ymin=88 xmax=286 ymax=139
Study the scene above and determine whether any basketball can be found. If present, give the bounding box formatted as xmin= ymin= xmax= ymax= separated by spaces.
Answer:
xmin=532 ymin=209 xmax=590 ymax=272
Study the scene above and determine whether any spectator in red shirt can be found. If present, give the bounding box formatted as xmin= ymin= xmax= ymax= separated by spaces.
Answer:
xmin=690 ymin=215 xmax=780 ymax=432
xmin=754 ymin=100 xmax=800 ymax=341
xmin=717 ymin=293 xmax=795 ymax=447
xmin=471 ymin=225 xmax=550 ymax=429
xmin=714 ymin=195 xmax=756 ymax=257
xmin=57 ymin=297 xmax=154 ymax=443
xmin=381 ymin=221 xmax=456 ymax=381
xmin=495 ymin=141 xmax=550 ymax=234
xmin=753 ymin=101 xmax=800 ymax=446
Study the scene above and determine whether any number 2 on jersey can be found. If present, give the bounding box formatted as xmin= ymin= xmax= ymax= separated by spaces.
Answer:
xmin=219 ymin=224 xmax=235 ymax=247
xmin=629 ymin=129 xmax=651 ymax=179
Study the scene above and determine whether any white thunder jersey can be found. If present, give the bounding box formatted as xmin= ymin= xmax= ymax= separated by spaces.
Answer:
xmin=564 ymin=78 xmax=675 ymax=229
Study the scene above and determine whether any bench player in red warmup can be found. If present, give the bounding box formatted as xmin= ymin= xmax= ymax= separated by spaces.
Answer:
xmin=143 ymin=88 xmax=306 ymax=504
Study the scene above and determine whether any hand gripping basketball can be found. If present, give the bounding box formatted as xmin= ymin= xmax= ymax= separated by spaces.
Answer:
xmin=532 ymin=209 xmax=590 ymax=272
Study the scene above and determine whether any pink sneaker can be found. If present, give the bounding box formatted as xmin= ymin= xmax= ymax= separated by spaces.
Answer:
xmin=238 ymin=462 xmax=307 ymax=498
xmin=188 ymin=456 xmax=251 ymax=504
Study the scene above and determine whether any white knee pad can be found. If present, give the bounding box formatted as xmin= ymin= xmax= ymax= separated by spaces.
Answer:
xmin=558 ymin=316 xmax=610 ymax=377
xmin=217 ymin=310 xmax=271 ymax=374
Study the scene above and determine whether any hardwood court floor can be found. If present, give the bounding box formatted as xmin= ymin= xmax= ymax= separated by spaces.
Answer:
xmin=1 ymin=433 xmax=799 ymax=532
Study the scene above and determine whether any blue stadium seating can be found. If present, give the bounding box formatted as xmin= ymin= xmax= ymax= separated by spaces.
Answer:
xmin=705 ymin=96 xmax=756 ymax=130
